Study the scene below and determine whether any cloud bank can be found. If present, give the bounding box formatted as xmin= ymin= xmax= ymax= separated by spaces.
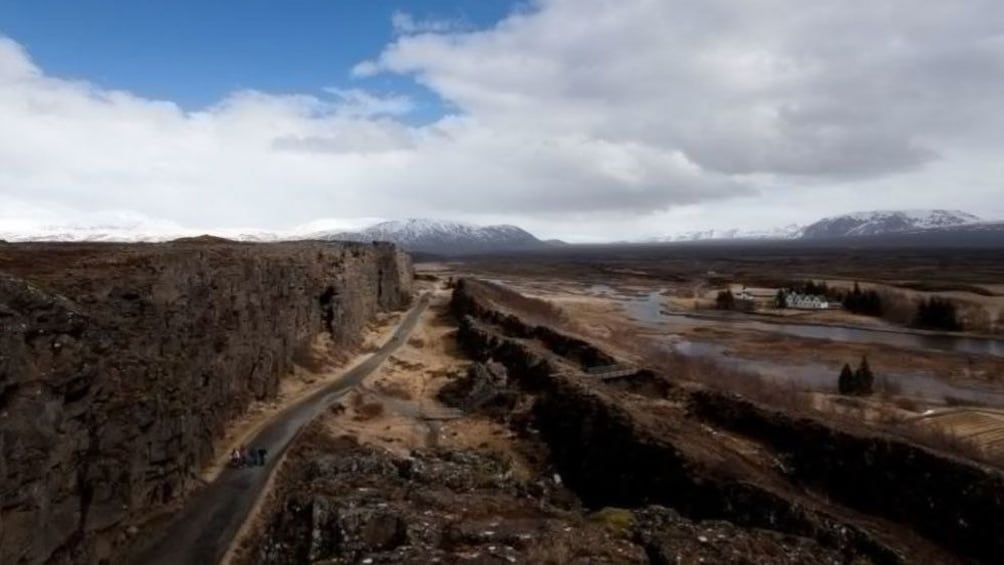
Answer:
xmin=1 ymin=0 xmax=1002 ymax=239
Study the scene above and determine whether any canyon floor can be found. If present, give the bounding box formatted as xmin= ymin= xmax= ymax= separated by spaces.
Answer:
xmin=126 ymin=295 xmax=430 ymax=565
xmin=234 ymin=270 xmax=1004 ymax=563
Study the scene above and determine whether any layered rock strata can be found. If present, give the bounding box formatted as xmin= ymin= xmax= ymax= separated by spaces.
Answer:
xmin=448 ymin=277 xmax=1004 ymax=563
xmin=0 ymin=241 xmax=412 ymax=564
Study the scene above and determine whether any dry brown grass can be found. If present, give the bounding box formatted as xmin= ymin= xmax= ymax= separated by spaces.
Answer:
xmin=891 ymin=422 xmax=996 ymax=464
xmin=595 ymin=322 xmax=814 ymax=412
xmin=466 ymin=279 xmax=570 ymax=327
xmin=680 ymin=358 xmax=811 ymax=412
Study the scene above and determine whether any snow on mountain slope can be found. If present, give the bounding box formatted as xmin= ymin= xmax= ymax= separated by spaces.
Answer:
xmin=0 ymin=215 xmax=376 ymax=244
xmin=312 ymin=218 xmax=545 ymax=254
xmin=3 ymin=210 xmax=992 ymax=249
xmin=0 ymin=224 xmax=283 ymax=243
xmin=642 ymin=224 xmax=804 ymax=243
xmin=0 ymin=216 xmax=545 ymax=254
xmin=799 ymin=210 xmax=981 ymax=239
xmin=640 ymin=210 xmax=987 ymax=243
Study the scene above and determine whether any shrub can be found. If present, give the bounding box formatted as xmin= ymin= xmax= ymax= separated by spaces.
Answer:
xmin=588 ymin=507 xmax=634 ymax=534
xmin=715 ymin=289 xmax=735 ymax=310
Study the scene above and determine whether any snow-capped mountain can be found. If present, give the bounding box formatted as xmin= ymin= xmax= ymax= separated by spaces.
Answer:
xmin=639 ymin=210 xmax=987 ymax=243
xmin=0 ymin=216 xmax=546 ymax=255
xmin=3 ymin=210 xmax=994 ymax=250
xmin=643 ymin=224 xmax=803 ymax=243
xmin=312 ymin=219 xmax=545 ymax=254
xmin=799 ymin=209 xmax=981 ymax=239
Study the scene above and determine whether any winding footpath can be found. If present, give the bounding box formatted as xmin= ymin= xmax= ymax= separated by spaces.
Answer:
xmin=127 ymin=294 xmax=429 ymax=565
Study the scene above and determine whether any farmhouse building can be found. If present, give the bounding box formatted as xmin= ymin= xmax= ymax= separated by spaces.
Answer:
xmin=784 ymin=293 xmax=830 ymax=310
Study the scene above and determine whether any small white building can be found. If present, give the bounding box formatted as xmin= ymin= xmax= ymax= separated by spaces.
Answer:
xmin=784 ymin=293 xmax=830 ymax=310
xmin=733 ymin=286 xmax=776 ymax=303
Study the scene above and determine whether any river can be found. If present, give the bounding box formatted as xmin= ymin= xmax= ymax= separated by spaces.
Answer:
xmin=588 ymin=286 xmax=1004 ymax=358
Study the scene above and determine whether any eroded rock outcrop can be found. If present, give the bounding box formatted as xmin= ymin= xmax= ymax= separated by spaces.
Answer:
xmin=453 ymin=313 xmax=904 ymax=561
xmin=447 ymin=277 xmax=1000 ymax=563
xmin=450 ymin=278 xmax=616 ymax=369
xmin=0 ymin=241 xmax=412 ymax=564
xmin=691 ymin=390 xmax=1004 ymax=564
xmin=436 ymin=361 xmax=517 ymax=415
xmin=248 ymin=426 xmax=852 ymax=565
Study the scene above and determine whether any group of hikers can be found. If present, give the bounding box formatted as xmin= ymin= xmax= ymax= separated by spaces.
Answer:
xmin=230 ymin=445 xmax=268 ymax=468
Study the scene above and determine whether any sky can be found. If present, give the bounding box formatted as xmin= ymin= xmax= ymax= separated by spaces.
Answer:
xmin=1 ymin=0 xmax=1002 ymax=242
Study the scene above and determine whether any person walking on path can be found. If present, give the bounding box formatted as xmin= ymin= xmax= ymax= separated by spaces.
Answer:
xmin=257 ymin=447 xmax=268 ymax=467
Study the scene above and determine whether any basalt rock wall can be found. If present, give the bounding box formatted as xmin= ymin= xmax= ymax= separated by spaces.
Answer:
xmin=691 ymin=390 xmax=1004 ymax=564
xmin=449 ymin=281 xmax=995 ymax=562
xmin=453 ymin=312 xmax=900 ymax=562
xmin=0 ymin=241 xmax=412 ymax=564
xmin=450 ymin=278 xmax=616 ymax=369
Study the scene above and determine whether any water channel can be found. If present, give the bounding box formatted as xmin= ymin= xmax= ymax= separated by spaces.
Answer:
xmin=588 ymin=285 xmax=1004 ymax=358
xmin=586 ymin=285 xmax=1004 ymax=405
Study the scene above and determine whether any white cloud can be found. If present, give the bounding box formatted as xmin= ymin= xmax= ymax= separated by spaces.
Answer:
xmin=2 ymin=0 xmax=1004 ymax=241
xmin=391 ymin=11 xmax=469 ymax=36
xmin=322 ymin=87 xmax=415 ymax=117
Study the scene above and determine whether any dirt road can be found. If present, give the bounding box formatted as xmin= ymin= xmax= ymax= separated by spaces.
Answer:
xmin=126 ymin=295 xmax=429 ymax=565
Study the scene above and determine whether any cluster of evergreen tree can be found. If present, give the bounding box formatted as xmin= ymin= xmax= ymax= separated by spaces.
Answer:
xmin=715 ymin=289 xmax=735 ymax=310
xmin=843 ymin=282 xmax=883 ymax=316
xmin=914 ymin=297 xmax=962 ymax=331
xmin=793 ymin=280 xmax=833 ymax=297
xmin=838 ymin=356 xmax=874 ymax=395
xmin=774 ymin=289 xmax=787 ymax=308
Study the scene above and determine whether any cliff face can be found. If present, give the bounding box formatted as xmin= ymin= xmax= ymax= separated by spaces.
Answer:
xmin=0 ymin=241 xmax=412 ymax=564
xmin=690 ymin=391 xmax=1004 ymax=564
xmin=448 ymin=278 xmax=1004 ymax=563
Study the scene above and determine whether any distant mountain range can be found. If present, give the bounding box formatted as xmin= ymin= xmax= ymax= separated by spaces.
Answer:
xmin=798 ymin=209 xmax=982 ymax=239
xmin=308 ymin=219 xmax=548 ymax=255
xmin=644 ymin=209 xmax=993 ymax=243
xmin=0 ymin=218 xmax=554 ymax=255
xmin=2 ymin=209 xmax=1000 ymax=253
xmin=643 ymin=224 xmax=804 ymax=243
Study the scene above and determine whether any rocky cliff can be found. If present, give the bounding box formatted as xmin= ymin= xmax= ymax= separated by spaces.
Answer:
xmin=448 ymin=277 xmax=1004 ymax=563
xmin=0 ymin=240 xmax=412 ymax=564
xmin=690 ymin=391 xmax=1004 ymax=564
